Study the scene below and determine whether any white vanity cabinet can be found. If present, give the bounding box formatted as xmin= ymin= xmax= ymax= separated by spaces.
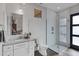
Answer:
xmin=2 ymin=40 xmax=35 ymax=56
xmin=14 ymin=42 xmax=29 ymax=56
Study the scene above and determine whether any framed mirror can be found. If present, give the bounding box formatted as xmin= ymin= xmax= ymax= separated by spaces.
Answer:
xmin=11 ymin=13 xmax=23 ymax=35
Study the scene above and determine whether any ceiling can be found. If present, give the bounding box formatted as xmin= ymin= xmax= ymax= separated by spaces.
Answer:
xmin=40 ymin=3 xmax=78 ymax=12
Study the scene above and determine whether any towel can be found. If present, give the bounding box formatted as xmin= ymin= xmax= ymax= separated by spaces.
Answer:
xmin=0 ymin=30 xmax=5 ymax=42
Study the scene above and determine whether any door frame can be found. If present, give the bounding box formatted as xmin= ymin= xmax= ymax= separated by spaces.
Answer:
xmin=70 ymin=12 xmax=79 ymax=50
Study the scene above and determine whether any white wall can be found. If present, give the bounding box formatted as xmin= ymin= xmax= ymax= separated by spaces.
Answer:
xmin=0 ymin=4 xmax=4 ymax=25
xmin=58 ymin=4 xmax=79 ymax=47
xmin=23 ymin=4 xmax=29 ymax=34
xmin=24 ymin=4 xmax=47 ymax=55
xmin=0 ymin=4 xmax=5 ymax=30
xmin=21 ymin=4 xmax=47 ymax=46
xmin=28 ymin=4 xmax=47 ymax=45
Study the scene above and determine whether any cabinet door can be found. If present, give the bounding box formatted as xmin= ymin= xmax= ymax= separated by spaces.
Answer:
xmin=3 ymin=51 xmax=13 ymax=56
xmin=0 ymin=43 xmax=2 ymax=56
xmin=29 ymin=41 xmax=35 ymax=56
xmin=14 ymin=47 xmax=28 ymax=56
xmin=14 ymin=42 xmax=29 ymax=56
xmin=3 ymin=45 xmax=13 ymax=56
xmin=3 ymin=45 xmax=13 ymax=52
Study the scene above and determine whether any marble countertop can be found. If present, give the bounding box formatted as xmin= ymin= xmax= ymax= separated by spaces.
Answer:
xmin=2 ymin=39 xmax=35 ymax=46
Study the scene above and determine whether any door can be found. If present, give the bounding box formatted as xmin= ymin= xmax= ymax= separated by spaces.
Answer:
xmin=70 ymin=13 xmax=79 ymax=50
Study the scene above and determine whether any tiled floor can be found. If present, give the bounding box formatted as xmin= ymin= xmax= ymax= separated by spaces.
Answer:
xmin=35 ymin=45 xmax=79 ymax=56
xmin=35 ymin=48 xmax=58 ymax=56
xmin=59 ymin=48 xmax=79 ymax=56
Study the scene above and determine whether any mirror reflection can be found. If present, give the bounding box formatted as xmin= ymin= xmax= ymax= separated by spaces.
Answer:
xmin=11 ymin=13 xmax=23 ymax=35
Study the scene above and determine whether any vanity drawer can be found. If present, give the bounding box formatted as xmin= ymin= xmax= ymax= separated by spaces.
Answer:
xmin=3 ymin=45 xmax=13 ymax=52
xmin=14 ymin=42 xmax=28 ymax=49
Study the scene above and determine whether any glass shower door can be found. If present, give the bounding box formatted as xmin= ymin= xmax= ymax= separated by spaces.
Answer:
xmin=47 ymin=9 xmax=58 ymax=53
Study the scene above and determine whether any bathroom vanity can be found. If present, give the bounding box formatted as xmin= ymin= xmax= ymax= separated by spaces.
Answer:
xmin=0 ymin=5 xmax=36 ymax=56
xmin=0 ymin=39 xmax=35 ymax=56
